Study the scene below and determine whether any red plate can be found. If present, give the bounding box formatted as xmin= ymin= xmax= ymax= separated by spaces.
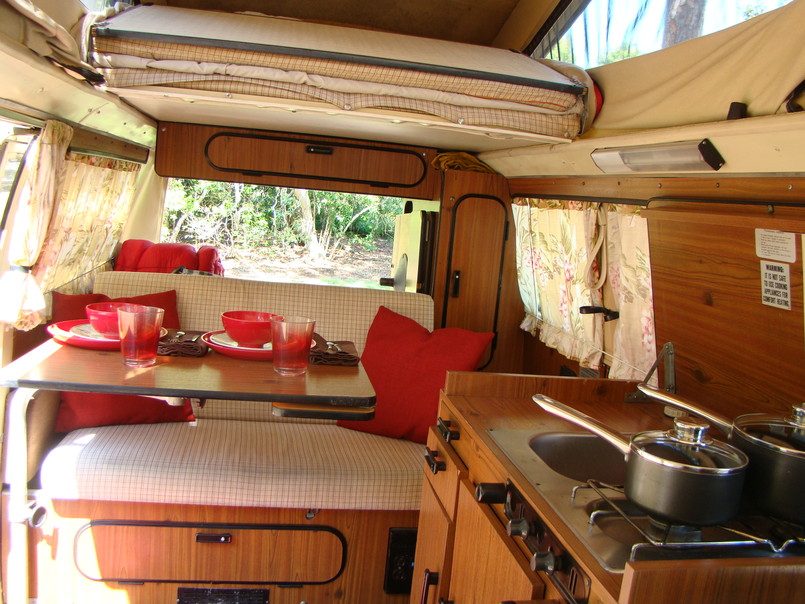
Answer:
xmin=202 ymin=330 xmax=274 ymax=360
xmin=47 ymin=320 xmax=168 ymax=351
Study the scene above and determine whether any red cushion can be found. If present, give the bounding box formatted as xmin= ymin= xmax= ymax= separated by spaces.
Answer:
xmin=50 ymin=292 xmax=110 ymax=324
xmin=338 ymin=306 xmax=493 ymax=443
xmin=54 ymin=392 xmax=195 ymax=432
xmin=49 ymin=289 xmax=189 ymax=431
xmin=110 ymin=290 xmax=181 ymax=330
xmin=136 ymin=243 xmax=199 ymax=273
xmin=51 ymin=290 xmax=181 ymax=330
xmin=197 ymin=245 xmax=225 ymax=275
xmin=113 ymin=239 xmax=154 ymax=272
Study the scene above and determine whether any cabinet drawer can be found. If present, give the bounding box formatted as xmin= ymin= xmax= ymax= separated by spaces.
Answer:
xmin=424 ymin=425 xmax=467 ymax=521
xmin=74 ymin=520 xmax=345 ymax=584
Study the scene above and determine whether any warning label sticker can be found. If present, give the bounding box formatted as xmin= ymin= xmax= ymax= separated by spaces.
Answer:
xmin=760 ymin=260 xmax=791 ymax=310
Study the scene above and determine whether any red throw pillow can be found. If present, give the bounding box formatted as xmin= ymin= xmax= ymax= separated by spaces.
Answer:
xmin=338 ymin=306 xmax=494 ymax=444
xmin=55 ymin=392 xmax=195 ymax=432
xmin=49 ymin=289 xmax=188 ymax=431
xmin=110 ymin=290 xmax=182 ymax=330
xmin=50 ymin=291 xmax=110 ymax=324
xmin=50 ymin=289 xmax=182 ymax=330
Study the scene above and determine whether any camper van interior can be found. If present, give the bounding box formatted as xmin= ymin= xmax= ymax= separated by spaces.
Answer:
xmin=0 ymin=0 xmax=803 ymax=603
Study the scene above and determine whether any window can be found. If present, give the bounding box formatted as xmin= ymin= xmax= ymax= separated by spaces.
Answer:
xmin=0 ymin=122 xmax=35 ymax=234
xmin=163 ymin=179 xmax=407 ymax=289
xmin=534 ymin=0 xmax=795 ymax=69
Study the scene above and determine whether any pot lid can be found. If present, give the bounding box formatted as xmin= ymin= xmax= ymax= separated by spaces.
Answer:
xmin=631 ymin=417 xmax=748 ymax=474
xmin=733 ymin=404 xmax=805 ymax=458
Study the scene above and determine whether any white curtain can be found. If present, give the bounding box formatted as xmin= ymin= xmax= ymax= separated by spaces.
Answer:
xmin=605 ymin=206 xmax=657 ymax=379
xmin=0 ymin=120 xmax=73 ymax=330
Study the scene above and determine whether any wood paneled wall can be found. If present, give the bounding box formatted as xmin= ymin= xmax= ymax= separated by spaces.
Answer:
xmin=644 ymin=200 xmax=804 ymax=419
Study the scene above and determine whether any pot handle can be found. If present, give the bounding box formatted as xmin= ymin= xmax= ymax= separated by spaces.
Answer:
xmin=636 ymin=383 xmax=733 ymax=435
xmin=532 ymin=394 xmax=631 ymax=457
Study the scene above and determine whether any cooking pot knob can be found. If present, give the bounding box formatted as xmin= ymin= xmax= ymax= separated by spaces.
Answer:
xmin=475 ymin=482 xmax=508 ymax=504
xmin=672 ymin=416 xmax=712 ymax=445
xmin=791 ymin=404 xmax=805 ymax=426
xmin=530 ymin=550 xmax=560 ymax=575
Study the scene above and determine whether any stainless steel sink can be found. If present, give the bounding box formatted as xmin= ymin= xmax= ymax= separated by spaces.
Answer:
xmin=527 ymin=432 xmax=627 ymax=485
xmin=488 ymin=429 xmax=628 ymax=490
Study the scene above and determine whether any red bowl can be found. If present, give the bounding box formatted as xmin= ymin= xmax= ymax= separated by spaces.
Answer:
xmin=85 ymin=301 xmax=132 ymax=338
xmin=221 ymin=310 xmax=278 ymax=348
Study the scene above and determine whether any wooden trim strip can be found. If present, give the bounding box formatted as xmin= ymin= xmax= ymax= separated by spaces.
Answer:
xmin=508 ymin=176 xmax=805 ymax=205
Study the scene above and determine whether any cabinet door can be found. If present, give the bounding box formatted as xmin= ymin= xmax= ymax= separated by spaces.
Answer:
xmin=409 ymin=479 xmax=453 ymax=604
xmin=435 ymin=170 xmax=523 ymax=373
xmin=448 ymin=480 xmax=544 ymax=603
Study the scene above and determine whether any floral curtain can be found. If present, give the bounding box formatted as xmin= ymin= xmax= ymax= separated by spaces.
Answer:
xmin=32 ymin=153 xmax=141 ymax=297
xmin=512 ymin=198 xmax=604 ymax=369
xmin=0 ymin=120 xmax=73 ymax=330
xmin=512 ymin=198 xmax=656 ymax=377
xmin=604 ymin=205 xmax=656 ymax=380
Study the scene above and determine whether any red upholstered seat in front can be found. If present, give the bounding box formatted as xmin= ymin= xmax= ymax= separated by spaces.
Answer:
xmin=114 ymin=240 xmax=224 ymax=275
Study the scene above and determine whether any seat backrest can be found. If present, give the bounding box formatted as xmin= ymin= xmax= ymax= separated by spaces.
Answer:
xmin=114 ymin=240 xmax=224 ymax=275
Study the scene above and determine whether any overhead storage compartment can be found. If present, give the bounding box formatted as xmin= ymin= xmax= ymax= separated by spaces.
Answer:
xmin=155 ymin=122 xmax=441 ymax=198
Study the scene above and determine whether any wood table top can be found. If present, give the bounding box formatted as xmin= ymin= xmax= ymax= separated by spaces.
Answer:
xmin=0 ymin=339 xmax=375 ymax=407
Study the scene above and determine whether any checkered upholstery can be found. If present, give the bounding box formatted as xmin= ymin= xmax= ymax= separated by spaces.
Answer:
xmin=41 ymin=420 xmax=424 ymax=510
xmin=93 ymin=271 xmax=434 ymax=422
xmin=40 ymin=272 xmax=433 ymax=509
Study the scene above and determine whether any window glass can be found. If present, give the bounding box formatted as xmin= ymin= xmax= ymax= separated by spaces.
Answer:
xmin=0 ymin=123 xmax=34 ymax=232
xmin=163 ymin=179 xmax=406 ymax=289
xmin=535 ymin=0 xmax=794 ymax=69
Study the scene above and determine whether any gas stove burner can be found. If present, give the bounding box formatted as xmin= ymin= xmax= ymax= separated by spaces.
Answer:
xmin=645 ymin=517 xmax=703 ymax=543
xmin=585 ymin=497 xmax=644 ymax=521
xmin=768 ymin=518 xmax=805 ymax=543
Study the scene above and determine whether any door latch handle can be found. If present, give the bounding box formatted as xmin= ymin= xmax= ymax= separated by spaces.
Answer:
xmin=451 ymin=270 xmax=461 ymax=297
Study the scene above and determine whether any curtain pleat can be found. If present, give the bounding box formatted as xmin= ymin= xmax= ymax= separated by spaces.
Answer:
xmin=0 ymin=120 xmax=73 ymax=329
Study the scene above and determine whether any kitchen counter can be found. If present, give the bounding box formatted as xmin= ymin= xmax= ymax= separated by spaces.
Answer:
xmin=437 ymin=371 xmax=805 ymax=604
xmin=439 ymin=371 xmax=665 ymax=602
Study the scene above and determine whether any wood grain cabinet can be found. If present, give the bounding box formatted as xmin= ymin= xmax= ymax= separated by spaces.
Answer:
xmin=410 ymin=419 xmax=546 ymax=604
xmin=155 ymin=122 xmax=441 ymax=199
xmin=409 ymin=425 xmax=466 ymax=604
xmin=434 ymin=170 xmax=524 ymax=373
xmin=74 ymin=520 xmax=345 ymax=584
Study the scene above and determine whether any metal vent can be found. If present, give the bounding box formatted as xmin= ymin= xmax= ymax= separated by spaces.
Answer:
xmin=177 ymin=587 xmax=270 ymax=604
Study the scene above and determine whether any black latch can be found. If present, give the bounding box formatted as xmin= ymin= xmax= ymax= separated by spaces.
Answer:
xmin=579 ymin=305 xmax=619 ymax=321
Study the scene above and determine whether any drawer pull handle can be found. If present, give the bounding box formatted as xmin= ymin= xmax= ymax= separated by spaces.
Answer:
xmin=425 ymin=448 xmax=446 ymax=474
xmin=451 ymin=270 xmax=461 ymax=297
xmin=436 ymin=417 xmax=460 ymax=442
xmin=306 ymin=144 xmax=334 ymax=155
xmin=196 ymin=532 xmax=232 ymax=544
xmin=419 ymin=568 xmax=439 ymax=604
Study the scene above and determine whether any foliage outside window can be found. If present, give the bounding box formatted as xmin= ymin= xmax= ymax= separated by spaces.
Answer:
xmin=164 ymin=180 xmax=402 ymax=253
xmin=535 ymin=0 xmax=794 ymax=69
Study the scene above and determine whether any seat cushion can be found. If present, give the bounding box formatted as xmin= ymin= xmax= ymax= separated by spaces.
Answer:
xmin=41 ymin=420 xmax=424 ymax=510
xmin=338 ymin=306 xmax=494 ymax=443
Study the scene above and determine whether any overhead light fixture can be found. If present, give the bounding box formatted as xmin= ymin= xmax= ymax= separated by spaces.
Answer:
xmin=591 ymin=139 xmax=725 ymax=173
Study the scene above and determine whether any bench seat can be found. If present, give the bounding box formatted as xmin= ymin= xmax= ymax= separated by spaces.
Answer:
xmin=41 ymin=420 xmax=424 ymax=510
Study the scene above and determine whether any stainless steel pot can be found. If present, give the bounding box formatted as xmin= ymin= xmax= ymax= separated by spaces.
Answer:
xmin=637 ymin=383 xmax=805 ymax=524
xmin=533 ymin=394 xmax=749 ymax=526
